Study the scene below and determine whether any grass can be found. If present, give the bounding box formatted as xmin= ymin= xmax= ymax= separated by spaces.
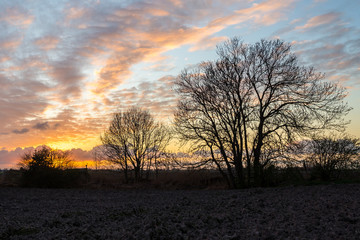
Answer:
xmin=1 ymin=167 xmax=359 ymax=190
xmin=86 ymin=169 xmax=227 ymax=189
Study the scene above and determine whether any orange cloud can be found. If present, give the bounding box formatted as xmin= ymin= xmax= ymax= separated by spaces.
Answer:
xmin=169 ymin=0 xmax=183 ymax=7
xmin=66 ymin=7 xmax=87 ymax=20
xmin=236 ymin=0 xmax=294 ymax=26
xmin=104 ymin=75 xmax=178 ymax=120
xmin=296 ymin=12 xmax=340 ymax=31
xmin=2 ymin=7 xmax=34 ymax=27
xmin=0 ymin=56 xmax=10 ymax=63
xmin=34 ymin=36 xmax=60 ymax=50
xmin=199 ymin=0 xmax=294 ymax=29
xmin=189 ymin=36 xmax=228 ymax=52
xmin=0 ymin=39 xmax=22 ymax=51
xmin=71 ymin=0 xmax=297 ymax=104
xmin=147 ymin=8 xmax=169 ymax=17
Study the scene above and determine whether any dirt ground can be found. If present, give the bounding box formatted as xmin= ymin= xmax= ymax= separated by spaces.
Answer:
xmin=1 ymin=184 xmax=359 ymax=239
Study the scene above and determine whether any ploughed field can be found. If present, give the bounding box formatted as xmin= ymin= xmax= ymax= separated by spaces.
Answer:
xmin=1 ymin=184 xmax=359 ymax=239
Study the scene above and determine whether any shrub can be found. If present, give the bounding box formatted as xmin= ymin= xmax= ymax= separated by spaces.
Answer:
xmin=18 ymin=145 xmax=88 ymax=188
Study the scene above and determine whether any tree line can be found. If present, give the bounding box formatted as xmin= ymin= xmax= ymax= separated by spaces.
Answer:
xmin=19 ymin=37 xmax=360 ymax=188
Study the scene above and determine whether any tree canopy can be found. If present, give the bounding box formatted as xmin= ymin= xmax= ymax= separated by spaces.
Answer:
xmin=174 ymin=37 xmax=351 ymax=188
xmin=19 ymin=145 xmax=73 ymax=170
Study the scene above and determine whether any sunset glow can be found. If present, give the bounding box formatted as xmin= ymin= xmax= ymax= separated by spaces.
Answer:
xmin=1 ymin=0 xmax=359 ymax=168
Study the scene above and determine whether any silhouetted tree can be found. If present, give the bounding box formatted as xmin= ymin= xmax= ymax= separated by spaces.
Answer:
xmin=291 ymin=135 xmax=360 ymax=180
xmin=91 ymin=145 xmax=105 ymax=170
xmin=174 ymin=37 xmax=351 ymax=188
xmin=18 ymin=145 xmax=79 ymax=188
xmin=101 ymin=107 xmax=171 ymax=182
xmin=19 ymin=145 xmax=73 ymax=170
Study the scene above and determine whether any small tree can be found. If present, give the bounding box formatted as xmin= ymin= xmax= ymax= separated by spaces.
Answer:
xmin=18 ymin=145 xmax=77 ymax=188
xmin=295 ymin=136 xmax=360 ymax=180
xmin=101 ymin=107 xmax=171 ymax=182
xmin=19 ymin=145 xmax=73 ymax=170
xmin=91 ymin=145 xmax=105 ymax=170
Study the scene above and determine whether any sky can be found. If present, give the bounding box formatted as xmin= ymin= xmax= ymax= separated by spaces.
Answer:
xmin=1 ymin=0 xmax=359 ymax=168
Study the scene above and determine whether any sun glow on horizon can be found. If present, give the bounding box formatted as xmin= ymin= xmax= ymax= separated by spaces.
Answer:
xmin=46 ymin=138 xmax=101 ymax=151
xmin=46 ymin=142 xmax=74 ymax=150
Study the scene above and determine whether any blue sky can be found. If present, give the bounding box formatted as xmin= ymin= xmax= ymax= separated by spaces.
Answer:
xmin=0 ymin=0 xmax=359 ymax=168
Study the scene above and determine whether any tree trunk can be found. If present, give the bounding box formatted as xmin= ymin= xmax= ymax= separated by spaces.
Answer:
xmin=134 ymin=165 xmax=140 ymax=182
xmin=124 ymin=160 xmax=129 ymax=183
xmin=253 ymin=136 xmax=263 ymax=186
xmin=234 ymin=156 xmax=244 ymax=188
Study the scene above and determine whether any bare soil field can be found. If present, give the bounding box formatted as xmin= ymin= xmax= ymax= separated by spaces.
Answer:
xmin=1 ymin=184 xmax=359 ymax=239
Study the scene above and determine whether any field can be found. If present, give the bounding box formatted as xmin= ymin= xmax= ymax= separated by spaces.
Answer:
xmin=1 ymin=184 xmax=359 ymax=239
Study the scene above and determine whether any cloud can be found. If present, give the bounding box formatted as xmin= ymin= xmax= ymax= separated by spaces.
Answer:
xmin=189 ymin=36 xmax=228 ymax=52
xmin=233 ymin=0 xmax=295 ymax=26
xmin=0 ymin=68 xmax=50 ymax=136
xmin=0 ymin=39 xmax=22 ymax=51
xmin=0 ymin=6 xmax=34 ymax=27
xmin=34 ymin=36 xmax=60 ymax=50
xmin=0 ymin=34 xmax=23 ymax=52
xmin=75 ymin=0 xmax=296 ymax=97
xmin=32 ymin=122 xmax=50 ymax=130
xmin=48 ymin=59 xmax=85 ymax=102
xmin=0 ymin=147 xmax=34 ymax=169
xmin=12 ymin=128 xmax=30 ymax=134
xmin=106 ymin=75 xmax=178 ymax=119
xmin=146 ymin=62 xmax=175 ymax=72
xmin=69 ymin=148 xmax=93 ymax=161
xmin=292 ymin=27 xmax=360 ymax=75
xmin=295 ymin=12 xmax=340 ymax=31
xmin=65 ymin=7 xmax=87 ymax=20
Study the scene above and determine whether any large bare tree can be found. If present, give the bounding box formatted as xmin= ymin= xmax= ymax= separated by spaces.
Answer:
xmin=101 ymin=107 xmax=171 ymax=182
xmin=174 ymin=37 xmax=351 ymax=188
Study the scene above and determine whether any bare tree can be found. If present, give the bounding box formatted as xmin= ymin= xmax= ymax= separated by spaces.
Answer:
xmin=291 ymin=135 xmax=360 ymax=180
xmin=145 ymin=124 xmax=172 ymax=178
xmin=174 ymin=37 xmax=351 ymax=188
xmin=91 ymin=145 xmax=106 ymax=170
xmin=101 ymin=107 xmax=171 ymax=182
